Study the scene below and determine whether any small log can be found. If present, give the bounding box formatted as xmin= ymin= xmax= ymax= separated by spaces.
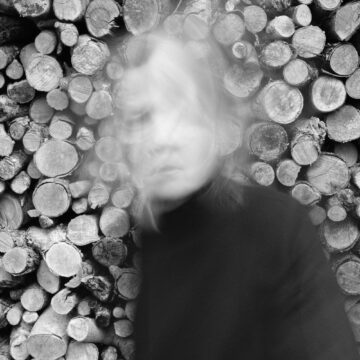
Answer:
xmin=246 ymin=161 xmax=275 ymax=186
xmin=326 ymin=195 xmax=347 ymax=222
xmin=125 ymin=300 xmax=136 ymax=322
xmin=243 ymin=5 xmax=267 ymax=33
xmin=35 ymin=30 xmax=57 ymax=55
xmin=22 ymin=122 xmax=48 ymax=154
xmin=36 ymin=259 xmax=61 ymax=294
xmin=212 ymin=12 xmax=245 ymax=46
xmin=112 ymin=334 xmax=135 ymax=360
xmin=291 ymin=25 xmax=326 ymax=58
xmin=10 ymin=171 xmax=31 ymax=195
xmin=69 ymin=180 xmax=92 ymax=198
xmin=9 ymin=116 xmax=30 ymax=141
xmin=310 ymin=76 xmax=346 ymax=113
xmin=19 ymin=42 xmax=38 ymax=70
xmin=0 ymin=258 xmax=23 ymax=288
xmin=3 ymin=246 xmax=40 ymax=276
xmin=320 ymin=217 xmax=359 ymax=253
xmin=68 ymin=75 xmax=93 ymax=104
xmin=51 ymin=288 xmax=79 ymax=315
xmin=346 ymin=67 xmax=360 ymax=99
xmin=77 ymin=297 xmax=92 ymax=316
xmin=27 ymin=306 xmax=70 ymax=360
xmin=33 ymin=178 xmax=71 ymax=217
xmin=75 ymin=126 xmax=96 ymax=151
xmin=5 ymin=59 xmax=23 ymax=80
xmin=13 ymin=0 xmax=51 ymax=17
xmin=67 ymin=214 xmax=100 ymax=246
xmin=88 ymin=182 xmax=110 ymax=209
xmin=0 ymin=95 xmax=28 ymax=122
xmin=0 ymin=72 xmax=4 ymax=89
xmin=286 ymin=4 xmax=312 ymax=26
xmin=230 ymin=40 xmax=259 ymax=68
xmin=48 ymin=112 xmax=73 ymax=140
xmin=308 ymin=204 xmax=327 ymax=226
xmin=99 ymin=162 xmax=119 ymax=183
xmin=53 ymin=0 xmax=89 ymax=21
xmin=283 ymin=58 xmax=318 ymax=87
xmin=21 ymin=283 xmax=49 ymax=312
xmin=114 ymin=319 xmax=133 ymax=338
xmin=95 ymin=136 xmax=123 ymax=162
xmin=0 ymin=45 xmax=18 ymax=70
xmin=111 ymin=183 xmax=135 ymax=209
xmin=113 ymin=306 xmax=126 ymax=319
xmin=0 ymin=193 xmax=28 ymax=229
xmin=22 ymin=310 xmax=39 ymax=325
xmin=290 ymin=181 xmax=322 ymax=206
xmin=7 ymin=79 xmax=35 ymax=104
xmin=67 ymin=316 xmax=114 ymax=343
xmin=29 ymin=95 xmax=54 ymax=124
xmin=85 ymin=90 xmax=113 ymax=120
xmin=66 ymin=341 xmax=99 ymax=360
xmin=92 ymin=237 xmax=127 ymax=267
xmin=34 ymin=139 xmax=79 ymax=177
xmin=46 ymin=89 xmax=69 ymax=111
xmin=81 ymin=274 xmax=114 ymax=302
xmin=306 ymin=153 xmax=350 ymax=195
xmin=110 ymin=266 xmax=141 ymax=300
xmin=71 ymin=35 xmax=110 ymax=76
xmin=265 ymin=15 xmax=295 ymax=39
xmin=260 ymin=40 xmax=293 ymax=69
xmin=101 ymin=346 xmax=118 ymax=360
xmin=324 ymin=43 xmax=359 ymax=76
xmin=99 ymin=206 xmax=130 ymax=238
xmin=252 ymin=80 xmax=303 ymax=124
xmin=334 ymin=255 xmax=360 ymax=295
xmin=0 ymin=123 xmax=14 ymax=157
xmin=85 ymin=0 xmax=120 ymax=38
xmin=6 ymin=302 xmax=23 ymax=326
xmin=329 ymin=2 xmax=360 ymax=41
xmin=55 ymin=22 xmax=79 ymax=47
xmin=25 ymin=54 xmax=63 ymax=92
xmin=72 ymin=198 xmax=89 ymax=214
xmin=334 ymin=142 xmax=358 ymax=167
xmin=244 ymin=122 xmax=289 ymax=162
xmin=26 ymin=159 xmax=42 ymax=179
xmin=89 ymin=299 xmax=112 ymax=327
xmin=9 ymin=320 xmax=31 ymax=360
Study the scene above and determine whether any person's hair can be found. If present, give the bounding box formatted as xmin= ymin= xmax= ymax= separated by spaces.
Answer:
xmin=114 ymin=29 xmax=251 ymax=208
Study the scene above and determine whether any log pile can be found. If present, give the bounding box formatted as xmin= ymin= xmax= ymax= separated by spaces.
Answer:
xmin=2 ymin=0 xmax=360 ymax=357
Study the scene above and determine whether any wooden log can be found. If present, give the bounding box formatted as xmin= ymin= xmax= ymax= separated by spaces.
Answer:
xmin=6 ymin=302 xmax=23 ymax=326
xmin=334 ymin=255 xmax=360 ymax=295
xmin=308 ymin=204 xmax=327 ymax=226
xmin=67 ymin=214 xmax=100 ymax=246
xmin=109 ymin=266 xmax=141 ymax=300
xmin=0 ymin=72 xmax=4 ymax=89
xmin=113 ymin=306 xmax=126 ymax=319
xmin=39 ymin=214 xmax=55 ymax=229
xmin=89 ymin=299 xmax=112 ymax=327
xmin=5 ymin=59 xmax=23 ymax=80
xmin=26 ymin=224 xmax=67 ymax=253
xmin=0 ymin=229 xmax=26 ymax=252
xmin=69 ymin=180 xmax=92 ymax=199
xmin=22 ymin=310 xmax=39 ymax=325
xmin=77 ymin=297 xmax=92 ymax=316
xmin=326 ymin=105 xmax=360 ymax=143
xmin=69 ymin=99 xmax=87 ymax=116
xmin=162 ymin=12 xmax=184 ymax=37
xmin=75 ymin=126 xmax=96 ymax=151
xmin=283 ymin=58 xmax=317 ymax=87
xmin=320 ymin=217 xmax=359 ymax=253
xmin=54 ymin=22 xmax=79 ymax=47
xmin=88 ymin=181 xmax=110 ymax=209
xmin=20 ymin=283 xmax=49 ymax=312
xmin=326 ymin=195 xmax=347 ymax=222
xmin=22 ymin=122 xmax=48 ymax=154
xmin=27 ymin=306 xmax=70 ymax=360
xmin=35 ymin=30 xmax=57 ymax=55
xmin=0 ymin=193 xmax=28 ymax=229
xmin=71 ymin=35 xmax=110 ymax=76
xmin=0 ymin=45 xmax=18 ymax=70
xmin=246 ymin=161 xmax=275 ymax=186
xmin=66 ymin=341 xmax=99 ymax=360
xmin=334 ymin=142 xmax=358 ymax=167
xmin=68 ymin=75 xmax=93 ymax=104
xmin=290 ymin=181 xmax=322 ymax=206
xmin=13 ymin=0 xmax=51 ymax=17
xmin=51 ymin=288 xmax=79 ymax=315
xmin=95 ymin=136 xmax=123 ymax=162
xmin=46 ymin=89 xmax=69 ymax=111
xmin=285 ymin=4 xmax=312 ymax=26
xmin=53 ymin=0 xmax=89 ymax=21
xmin=48 ymin=112 xmax=74 ymax=140
xmin=0 ymin=123 xmax=14 ymax=157
xmin=329 ymin=2 xmax=360 ymax=41
xmin=244 ymin=122 xmax=289 ymax=162
xmin=9 ymin=320 xmax=31 ymax=360
xmin=7 ymin=79 xmax=35 ymax=104
xmin=314 ymin=0 xmax=341 ymax=12
xmin=350 ymin=163 xmax=360 ymax=190
xmin=85 ymin=90 xmax=113 ymax=120
xmin=36 ymin=259 xmax=61 ymax=294
xmin=65 ymin=258 xmax=96 ymax=288
xmin=212 ymin=12 xmax=245 ymax=46
xmin=0 ymin=95 xmax=29 ymax=122
xmin=114 ymin=319 xmax=133 ymax=338
xmin=29 ymin=95 xmax=54 ymax=124
xmin=34 ymin=139 xmax=79 ymax=177
xmin=92 ymin=236 xmax=127 ymax=267
xmin=85 ymin=0 xmax=120 ymax=38
xmin=306 ymin=153 xmax=350 ymax=195
xmin=99 ymin=206 xmax=130 ymax=238
xmin=10 ymin=171 xmax=31 ymax=195
xmin=346 ymin=67 xmax=360 ymax=100
xmin=8 ymin=288 xmax=25 ymax=301
xmin=26 ymin=159 xmax=42 ymax=179
xmin=260 ymin=40 xmax=294 ymax=69
xmin=265 ymin=15 xmax=295 ymax=39
xmin=81 ymin=274 xmax=114 ymax=302
xmin=112 ymin=334 xmax=135 ymax=360
xmin=0 ymin=297 xmax=12 ymax=329
xmin=324 ymin=43 xmax=359 ymax=76
xmin=125 ymin=300 xmax=137 ymax=322
xmin=252 ymin=80 xmax=303 ymax=124
xmin=243 ymin=5 xmax=267 ymax=33
xmin=0 ymin=257 xmax=24 ymax=288
xmin=3 ymin=246 xmax=40 ymax=276
xmin=291 ymin=25 xmax=326 ymax=58
xmin=45 ymin=242 xmax=82 ymax=277
xmin=9 ymin=116 xmax=30 ymax=141
xmin=346 ymin=301 xmax=360 ymax=342
xmin=99 ymin=162 xmax=119 ymax=183
xmin=111 ymin=183 xmax=135 ymax=209
xmin=310 ymin=76 xmax=346 ymax=113
xmin=33 ymin=178 xmax=71 ymax=218
xmin=101 ymin=346 xmax=118 ymax=360
xmin=72 ymin=198 xmax=89 ymax=214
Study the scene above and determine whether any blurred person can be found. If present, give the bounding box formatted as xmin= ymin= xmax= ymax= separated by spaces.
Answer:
xmin=114 ymin=32 xmax=360 ymax=360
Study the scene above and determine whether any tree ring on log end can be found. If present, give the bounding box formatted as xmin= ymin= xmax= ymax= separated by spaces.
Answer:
xmin=27 ymin=334 xmax=67 ymax=360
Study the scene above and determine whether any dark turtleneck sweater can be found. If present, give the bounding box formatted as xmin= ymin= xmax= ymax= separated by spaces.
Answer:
xmin=134 ymin=181 xmax=359 ymax=360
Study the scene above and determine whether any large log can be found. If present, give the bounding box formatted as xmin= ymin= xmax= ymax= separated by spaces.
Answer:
xmin=53 ymin=0 xmax=89 ymax=21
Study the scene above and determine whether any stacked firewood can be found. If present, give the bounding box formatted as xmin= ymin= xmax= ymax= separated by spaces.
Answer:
xmin=2 ymin=0 xmax=360 ymax=357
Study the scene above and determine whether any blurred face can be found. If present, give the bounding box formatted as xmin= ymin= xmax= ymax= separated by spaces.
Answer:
xmin=115 ymin=39 xmax=221 ymax=205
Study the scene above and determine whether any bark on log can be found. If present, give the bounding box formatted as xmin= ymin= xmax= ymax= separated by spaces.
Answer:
xmin=26 ymin=224 xmax=67 ymax=253
xmin=67 ymin=214 xmax=100 ymax=246
xmin=22 ymin=122 xmax=48 ymax=154
xmin=101 ymin=346 xmax=118 ymax=360
xmin=7 ymin=79 xmax=35 ymax=104
xmin=13 ymin=0 xmax=51 ymax=17
xmin=291 ymin=25 xmax=326 ymax=58
xmin=9 ymin=116 xmax=29 ymax=141
xmin=290 ymin=181 xmax=322 ymax=206
xmin=0 ymin=95 xmax=29 ymax=122
xmin=92 ymin=237 xmax=128 ymax=267
xmin=0 ymin=45 xmax=18 ymax=70
xmin=81 ymin=274 xmax=114 ymax=302
xmin=0 ymin=193 xmax=28 ymax=229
